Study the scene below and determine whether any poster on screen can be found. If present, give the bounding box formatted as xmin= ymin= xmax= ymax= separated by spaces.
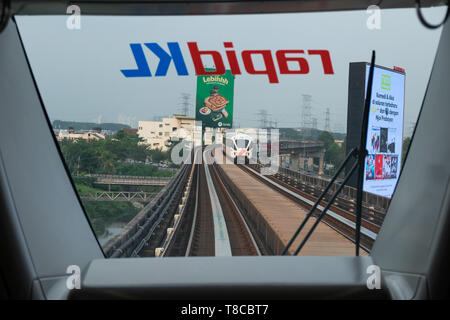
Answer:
xmin=363 ymin=65 xmax=405 ymax=198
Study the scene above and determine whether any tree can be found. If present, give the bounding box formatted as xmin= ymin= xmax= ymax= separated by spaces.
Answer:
xmin=98 ymin=147 xmax=115 ymax=174
xmin=280 ymin=128 xmax=303 ymax=140
xmin=58 ymin=129 xmax=177 ymax=175
xmin=150 ymin=149 xmax=167 ymax=163
xmin=327 ymin=142 xmax=344 ymax=167
xmin=341 ymin=136 xmax=347 ymax=154
xmin=318 ymin=131 xmax=335 ymax=150
xmin=402 ymin=136 xmax=412 ymax=165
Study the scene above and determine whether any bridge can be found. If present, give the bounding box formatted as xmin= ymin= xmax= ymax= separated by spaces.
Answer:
xmin=80 ymin=191 xmax=157 ymax=202
xmin=279 ymin=140 xmax=326 ymax=174
xmin=86 ymin=174 xmax=172 ymax=186
xmin=102 ymin=148 xmax=390 ymax=259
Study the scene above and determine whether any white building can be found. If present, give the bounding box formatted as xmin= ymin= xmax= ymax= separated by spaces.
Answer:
xmin=56 ymin=129 xmax=105 ymax=142
xmin=138 ymin=114 xmax=196 ymax=151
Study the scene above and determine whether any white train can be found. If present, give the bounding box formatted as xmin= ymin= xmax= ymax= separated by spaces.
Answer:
xmin=223 ymin=132 xmax=254 ymax=164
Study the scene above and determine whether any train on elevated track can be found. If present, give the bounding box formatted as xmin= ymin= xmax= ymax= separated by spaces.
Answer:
xmin=223 ymin=132 xmax=254 ymax=164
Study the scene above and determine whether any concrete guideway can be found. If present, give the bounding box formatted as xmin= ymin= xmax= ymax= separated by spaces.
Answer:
xmin=244 ymin=165 xmax=377 ymax=241
xmin=218 ymin=163 xmax=364 ymax=256
xmin=203 ymin=152 xmax=232 ymax=257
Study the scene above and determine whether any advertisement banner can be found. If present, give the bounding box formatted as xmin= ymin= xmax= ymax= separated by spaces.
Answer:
xmin=363 ymin=64 xmax=405 ymax=198
xmin=195 ymin=69 xmax=234 ymax=128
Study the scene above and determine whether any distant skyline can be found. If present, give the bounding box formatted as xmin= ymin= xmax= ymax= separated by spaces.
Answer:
xmin=16 ymin=7 xmax=445 ymax=135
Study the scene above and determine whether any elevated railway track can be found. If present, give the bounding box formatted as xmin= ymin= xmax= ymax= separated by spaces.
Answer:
xmin=159 ymin=149 xmax=262 ymax=257
xmin=106 ymin=149 xmax=385 ymax=259
xmin=239 ymin=164 xmax=377 ymax=252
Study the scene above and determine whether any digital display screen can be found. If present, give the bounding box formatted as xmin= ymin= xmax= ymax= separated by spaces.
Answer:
xmin=363 ymin=65 xmax=405 ymax=198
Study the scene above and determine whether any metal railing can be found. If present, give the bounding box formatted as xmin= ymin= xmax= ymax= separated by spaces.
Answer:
xmin=80 ymin=191 xmax=157 ymax=202
xmin=86 ymin=174 xmax=172 ymax=186
xmin=87 ymin=174 xmax=173 ymax=180
xmin=270 ymin=166 xmax=390 ymax=217
xmin=158 ymin=151 xmax=199 ymax=257
xmin=102 ymin=165 xmax=191 ymax=258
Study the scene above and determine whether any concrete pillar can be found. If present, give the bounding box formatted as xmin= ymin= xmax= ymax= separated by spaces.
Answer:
xmin=280 ymin=155 xmax=287 ymax=168
xmin=291 ymin=154 xmax=299 ymax=171
xmin=299 ymin=156 xmax=305 ymax=169
xmin=318 ymin=153 xmax=325 ymax=175
xmin=307 ymin=157 xmax=313 ymax=170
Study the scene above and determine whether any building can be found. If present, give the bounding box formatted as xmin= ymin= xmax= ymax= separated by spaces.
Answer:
xmin=56 ymin=129 xmax=105 ymax=142
xmin=123 ymin=128 xmax=138 ymax=135
xmin=335 ymin=139 xmax=344 ymax=147
xmin=138 ymin=114 xmax=196 ymax=151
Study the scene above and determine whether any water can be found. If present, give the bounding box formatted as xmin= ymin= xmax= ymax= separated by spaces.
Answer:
xmin=98 ymin=222 xmax=126 ymax=246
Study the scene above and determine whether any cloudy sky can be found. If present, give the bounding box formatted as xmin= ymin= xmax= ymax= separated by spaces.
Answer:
xmin=16 ymin=6 xmax=445 ymax=134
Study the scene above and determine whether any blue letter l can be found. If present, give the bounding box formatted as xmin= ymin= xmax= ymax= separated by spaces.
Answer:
xmin=121 ymin=44 xmax=151 ymax=77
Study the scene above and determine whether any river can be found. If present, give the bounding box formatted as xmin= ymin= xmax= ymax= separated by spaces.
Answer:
xmin=98 ymin=222 xmax=127 ymax=246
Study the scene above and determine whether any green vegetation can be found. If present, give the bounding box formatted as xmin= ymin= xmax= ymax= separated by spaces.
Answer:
xmin=402 ymin=136 xmax=412 ymax=166
xmin=317 ymin=132 xmax=347 ymax=175
xmin=114 ymin=162 xmax=173 ymax=176
xmin=83 ymin=201 xmax=140 ymax=236
xmin=53 ymin=120 xmax=130 ymax=131
xmin=72 ymin=170 xmax=142 ymax=237
xmin=74 ymin=181 xmax=103 ymax=195
xmin=317 ymin=131 xmax=335 ymax=149
xmin=279 ymin=128 xmax=303 ymax=140
xmin=279 ymin=128 xmax=347 ymax=176
xmin=59 ymin=130 xmax=177 ymax=175
xmin=58 ymin=129 xmax=177 ymax=240
xmin=280 ymin=127 xmax=346 ymax=141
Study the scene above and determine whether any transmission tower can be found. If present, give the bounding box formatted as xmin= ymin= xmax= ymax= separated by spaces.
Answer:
xmin=178 ymin=93 xmax=191 ymax=116
xmin=256 ymin=109 xmax=269 ymax=128
xmin=325 ymin=108 xmax=331 ymax=131
xmin=301 ymin=94 xmax=312 ymax=128
xmin=312 ymin=118 xmax=318 ymax=130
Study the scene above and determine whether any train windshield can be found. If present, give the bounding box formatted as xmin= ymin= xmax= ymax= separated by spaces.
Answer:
xmin=14 ymin=5 xmax=446 ymax=258
xmin=235 ymin=140 xmax=250 ymax=149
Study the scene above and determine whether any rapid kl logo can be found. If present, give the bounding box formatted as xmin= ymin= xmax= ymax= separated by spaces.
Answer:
xmin=120 ymin=42 xmax=334 ymax=83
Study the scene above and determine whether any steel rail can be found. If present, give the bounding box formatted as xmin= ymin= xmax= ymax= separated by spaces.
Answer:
xmin=185 ymin=166 xmax=200 ymax=256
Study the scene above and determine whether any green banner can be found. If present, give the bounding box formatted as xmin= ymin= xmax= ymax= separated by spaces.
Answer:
xmin=195 ymin=69 xmax=234 ymax=128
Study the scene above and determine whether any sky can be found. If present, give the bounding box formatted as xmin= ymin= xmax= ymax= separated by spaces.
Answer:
xmin=16 ymin=6 xmax=445 ymax=135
